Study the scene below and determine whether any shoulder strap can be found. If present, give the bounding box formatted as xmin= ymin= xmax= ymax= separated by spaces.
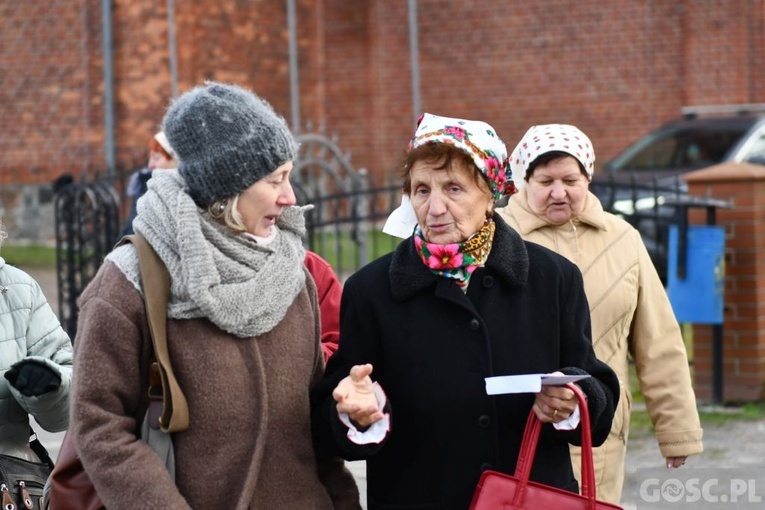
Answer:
xmin=28 ymin=426 xmax=55 ymax=470
xmin=121 ymin=234 xmax=189 ymax=433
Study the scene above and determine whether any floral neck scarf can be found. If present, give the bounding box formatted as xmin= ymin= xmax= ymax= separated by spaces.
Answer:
xmin=413 ymin=219 xmax=496 ymax=288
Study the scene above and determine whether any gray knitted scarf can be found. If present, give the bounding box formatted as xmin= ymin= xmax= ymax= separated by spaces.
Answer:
xmin=107 ymin=170 xmax=306 ymax=338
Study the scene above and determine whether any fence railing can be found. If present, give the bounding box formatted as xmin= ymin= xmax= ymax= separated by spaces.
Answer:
xmin=590 ymin=173 xmax=693 ymax=283
xmin=54 ymin=180 xmax=121 ymax=336
xmin=53 ymin=171 xmax=402 ymax=338
xmin=56 ymin=137 xmax=715 ymax=339
xmin=296 ymin=176 xmax=401 ymax=279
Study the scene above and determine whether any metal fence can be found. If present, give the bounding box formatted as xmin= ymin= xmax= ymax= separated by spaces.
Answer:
xmin=295 ymin=177 xmax=401 ymax=279
xmin=590 ymin=173 xmax=696 ymax=283
xmin=53 ymin=133 xmax=403 ymax=338
xmin=55 ymin=134 xmax=711 ymax=338
xmin=54 ymin=178 xmax=121 ymax=336
xmin=291 ymin=132 xmax=402 ymax=278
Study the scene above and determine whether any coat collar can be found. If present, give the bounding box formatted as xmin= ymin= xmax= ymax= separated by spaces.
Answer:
xmin=389 ymin=214 xmax=529 ymax=300
xmin=509 ymin=189 xmax=608 ymax=236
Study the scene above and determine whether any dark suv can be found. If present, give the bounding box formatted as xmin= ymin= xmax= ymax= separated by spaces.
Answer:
xmin=591 ymin=105 xmax=765 ymax=281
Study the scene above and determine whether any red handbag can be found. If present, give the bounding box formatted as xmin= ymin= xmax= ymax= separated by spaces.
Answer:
xmin=469 ymin=383 xmax=623 ymax=510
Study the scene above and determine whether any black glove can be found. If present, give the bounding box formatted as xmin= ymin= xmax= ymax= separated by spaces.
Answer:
xmin=4 ymin=359 xmax=61 ymax=397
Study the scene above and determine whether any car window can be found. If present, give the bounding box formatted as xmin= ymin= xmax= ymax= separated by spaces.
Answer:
xmin=610 ymin=125 xmax=749 ymax=171
xmin=742 ymin=132 xmax=765 ymax=163
xmin=609 ymin=132 xmax=677 ymax=170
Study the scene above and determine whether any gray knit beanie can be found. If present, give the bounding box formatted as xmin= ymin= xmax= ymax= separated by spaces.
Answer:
xmin=162 ymin=81 xmax=298 ymax=206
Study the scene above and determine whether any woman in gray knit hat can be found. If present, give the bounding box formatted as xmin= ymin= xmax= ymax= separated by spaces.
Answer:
xmin=67 ymin=82 xmax=376 ymax=509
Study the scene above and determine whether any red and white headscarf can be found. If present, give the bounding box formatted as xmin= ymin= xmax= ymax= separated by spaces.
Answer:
xmin=510 ymin=124 xmax=595 ymax=180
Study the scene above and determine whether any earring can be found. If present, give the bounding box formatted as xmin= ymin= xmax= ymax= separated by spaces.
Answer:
xmin=210 ymin=200 xmax=227 ymax=218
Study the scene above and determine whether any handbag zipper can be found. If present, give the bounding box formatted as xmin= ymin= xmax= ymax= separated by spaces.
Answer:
xmin=1 ymin=483 xmax=17 ymax=510
xmin=18 ymin=481 xmax=35 ymax=510
xmin=0 ymin=480 xmax=45 ymax=510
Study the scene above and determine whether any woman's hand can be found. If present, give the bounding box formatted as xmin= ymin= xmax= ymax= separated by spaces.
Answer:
xmin=332 ymin=363 xmax=385 ymax=429
xmin=667 ymin=456 xmax=687 ymax=469
xmin=533 ymin=372 xmax=579 ymax=423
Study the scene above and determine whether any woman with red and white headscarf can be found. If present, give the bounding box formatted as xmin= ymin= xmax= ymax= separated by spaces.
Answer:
xmin=313 ymin=114 xmax=619 ymax=510
xmin=498 ymin=124 xmax=703 ymax=504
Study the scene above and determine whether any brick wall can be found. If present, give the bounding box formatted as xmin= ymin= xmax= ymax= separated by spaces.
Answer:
xmin=686 ymin=164 xmax=765 ymax=402
xmin=0 ymin=0 xmax=103 ymax=185
xmin=308 ymin=0 xmax=765 ymax=188
xmin=1 ymin=0 xmax=764 ymax=241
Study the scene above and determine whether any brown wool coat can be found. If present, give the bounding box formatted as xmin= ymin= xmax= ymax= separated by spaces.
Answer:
xmin=70 ymin=260 xmax=360 ymax=509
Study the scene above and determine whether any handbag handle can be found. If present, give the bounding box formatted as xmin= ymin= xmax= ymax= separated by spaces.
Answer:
xmin=512 ymin=382 xmax=597 ymax=508
xmin=122 ymin=234 xmax=190 ymax=433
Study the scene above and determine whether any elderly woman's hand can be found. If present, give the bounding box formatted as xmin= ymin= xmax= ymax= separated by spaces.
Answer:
xmin=667 ymin=456 xmax=688 ymax=469
xmin=532 ymin=372 xmax=580 ymax=423
xmin=332 ymin=363 xmax=385 ymax=429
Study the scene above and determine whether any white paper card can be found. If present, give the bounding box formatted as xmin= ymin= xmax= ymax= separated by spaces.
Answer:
xmin=485 ymin=374 xmax=541 ymax=395
xmin=541 ymin=374 xmax=590 ymax=386
xmin=484 ymin=374 xmax=590 ymax=395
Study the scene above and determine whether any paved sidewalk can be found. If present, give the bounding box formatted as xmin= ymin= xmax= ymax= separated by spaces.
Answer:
xmin=35 ymin=418 xmax=760 ymax=509
xmin=344 ymin=417 xmax=765 ymax=509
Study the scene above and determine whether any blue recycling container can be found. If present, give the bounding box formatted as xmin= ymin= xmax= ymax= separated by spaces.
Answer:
xmin=667 ymin=225 xmax=725 ymax=324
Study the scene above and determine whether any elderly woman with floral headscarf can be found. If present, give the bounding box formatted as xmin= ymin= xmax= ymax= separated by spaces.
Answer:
xmin=312 ymin=114 xmax=619 ymax=510
xmin=497 ymin=124 xmax=703 ymax=504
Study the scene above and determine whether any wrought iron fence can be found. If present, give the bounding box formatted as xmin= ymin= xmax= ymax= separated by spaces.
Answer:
xmin=292 ymin=132 xmax=402 ymax=278
xmin=53 ymin=132 xmax=403 ymax=337
xmin=295 ymin=176 xmax=401 ymax=280
xmin=590 ymin=173 xmax=692 ymax=283
xmin=56 ymin=148 xmax=721 ymax=339
xmin=54 ymin=178 xmax=121 ymax=337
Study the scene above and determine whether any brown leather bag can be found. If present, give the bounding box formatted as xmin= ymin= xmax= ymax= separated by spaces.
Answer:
xmin=44 ymin=234 xmax=189 ymax=510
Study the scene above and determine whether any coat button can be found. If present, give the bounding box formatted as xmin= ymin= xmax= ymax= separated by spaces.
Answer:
xmin=478 ymin=415 xmax=490 ymax=428
xmin=469 ymin=318 xmax=480 ymax=331
xmin=480 ymin=462 xmax=493 ymax=472
xmin=482 ymin=275 xmax=494 ymax=288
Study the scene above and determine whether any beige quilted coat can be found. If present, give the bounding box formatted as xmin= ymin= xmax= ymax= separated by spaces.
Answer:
xmin=498 ymin=190 xmax=703 ymax=504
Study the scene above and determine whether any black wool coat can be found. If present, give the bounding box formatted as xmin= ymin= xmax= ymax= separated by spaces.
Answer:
xmin=312 ymin=215 xmax=619 ymax=510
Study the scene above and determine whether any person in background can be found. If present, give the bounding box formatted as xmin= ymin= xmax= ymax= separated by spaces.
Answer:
xmin=69 ymin=82 xmax=362 ymax=509
xmin=0 ymin=219 xmax=73 ymax=462
xmin=312 ymin=113 xmax=619 ymax=510
xmin=118 ymin=131 xmax=178 ymax=238
xmin=498 ymin=124 xmax=703 ymax=504
xmin=305 ymin=250 xmax=343 ymax=361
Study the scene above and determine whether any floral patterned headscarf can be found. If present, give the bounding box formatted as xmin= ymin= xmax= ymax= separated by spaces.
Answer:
xmin=413 ymin=219 xmax=496 ymax=288
xmin=409 ymin=113 xmax=517 ymax=200
xmin=383 ymin=113 xmax=516 ymax=239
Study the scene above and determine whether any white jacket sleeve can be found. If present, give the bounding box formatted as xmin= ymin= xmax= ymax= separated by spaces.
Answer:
xmin=9 ymin=278 xmax=73 ymax=432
